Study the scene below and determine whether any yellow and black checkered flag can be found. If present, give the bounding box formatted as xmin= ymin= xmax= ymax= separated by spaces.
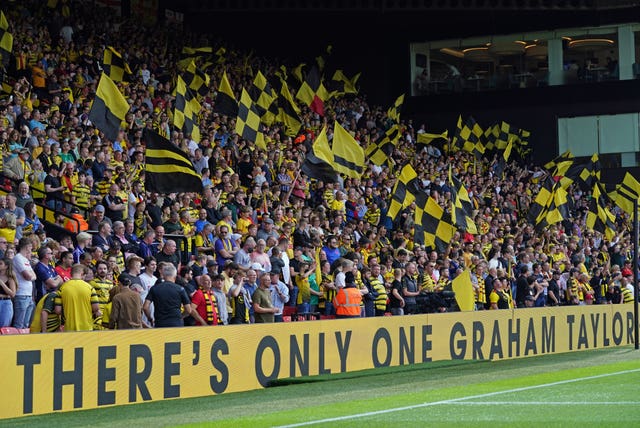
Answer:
xmin=461 ymin=118 xmax=485 ymax=158
xmin=557 ymin=153 xmax=601 ymax=190
xmin=451 ymin=115 xmax=483 ymax=156
xmin=386 ymin=163 xmax=419 ymax=222
xmin=0 ymin=11 xmax=13 ymax=68
xmin=449 ymin=168 xmax=478 ymax=234
xmin=277 ymin=78 xmax=302 ymax=137
xmin=328 ymin=69 xmax=360 ymax=99
xmin=495 ymin=121 xmax=521 ymax=150
xmin=235 ymin=87 xmax=266 ymax=150
xmin=102 ymin=46 xmax=132 ymax=82
xmin=610 ymin=171 xmax=640 ymax=216
xmin=586 ymin=182 xmax=616 ymax=240
xmin=544 ymin=150 xmax=574 ymax=178
xmin=527 ymin=177 xmax=555 ymax=226
xmin=365 ymin=124 xmax=400 ymax=167
xmin=248 ymin=70 xmax=278 ymax=125
xmin=414 ymin=192 xmax=457 ymax=252
xmin=528 ymin=178 xmax=570 ymax=229
xmin=183 ymin=59 xmax=210 ymax=98
xmin=174 ymin=75 xmax=201 ymax=142
xmin=386 ymin=93 xmax=404 ymax=123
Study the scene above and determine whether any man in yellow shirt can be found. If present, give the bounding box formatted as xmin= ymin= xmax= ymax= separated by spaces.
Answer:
xmin=54 ymin=264 xmax=100 ymax=331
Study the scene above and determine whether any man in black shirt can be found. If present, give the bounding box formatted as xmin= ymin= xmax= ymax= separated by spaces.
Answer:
xmin=143 ymin=263 xmax=193 ymax=328
xmin=102 ymin=184 xmax=126 ymax=222
xmin=44 ymin=163 xmax=64 ymax=211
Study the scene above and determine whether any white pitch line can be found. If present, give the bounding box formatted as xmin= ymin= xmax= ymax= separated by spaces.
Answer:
xmin=273 ymin=368 xmax=640 ymax=428
xmin=445 ymin=401 xmax=640 ymax=405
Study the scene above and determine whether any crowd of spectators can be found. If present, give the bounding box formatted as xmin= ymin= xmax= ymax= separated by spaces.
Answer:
xmin=0 ymin=1 xmax=636 ymax=332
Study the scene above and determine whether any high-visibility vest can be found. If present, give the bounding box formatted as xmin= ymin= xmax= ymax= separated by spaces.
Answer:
xmin=333 ymin=287 xmax=361 ymax=317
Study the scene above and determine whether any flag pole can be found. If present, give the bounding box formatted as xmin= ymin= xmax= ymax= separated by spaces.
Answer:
xmin=634 ymin=197 xmax=639 ymax=350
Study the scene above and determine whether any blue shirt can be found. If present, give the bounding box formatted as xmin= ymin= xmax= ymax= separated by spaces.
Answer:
xmin=34 ymin=261 xmax=58 ymax=302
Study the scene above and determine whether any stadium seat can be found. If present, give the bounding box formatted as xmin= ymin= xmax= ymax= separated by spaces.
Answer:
xmin=320 ymin=315 xmax=336 ymax=320
xmin=282 ymin=316 xmax=292 ymax=322
xmin=0 ymin=327 xmax=21 ymax=335
xmin=18 ymin=328 xmax=30 ymax=334
xmin=283 ymin=306 xmax=297 ymax=317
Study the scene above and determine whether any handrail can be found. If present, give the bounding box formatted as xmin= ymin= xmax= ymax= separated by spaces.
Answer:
xmin=0 ymin=173 xmax=83 ymax=234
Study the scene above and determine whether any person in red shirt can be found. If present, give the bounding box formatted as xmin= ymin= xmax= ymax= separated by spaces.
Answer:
xmin=55 ymin=251 xmax=74 ymax=282
xmin=191 ymin=274 xmax=218 ymax=326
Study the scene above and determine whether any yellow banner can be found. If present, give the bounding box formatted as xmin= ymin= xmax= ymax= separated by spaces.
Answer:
xmin=0 ymin=304 xmax=634 ymax=419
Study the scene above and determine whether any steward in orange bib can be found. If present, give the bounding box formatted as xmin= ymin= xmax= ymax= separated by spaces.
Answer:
xmin=333 ymin=272 xmax=362 ymax=318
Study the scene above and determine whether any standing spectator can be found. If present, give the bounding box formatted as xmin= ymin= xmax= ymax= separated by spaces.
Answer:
xmin=228 ymin=271 xmax=251 ymax=324
xmin=91 ymin=260 xmax=116 ymax=329
xmin=191 ymin=274 xmax=218 ymax=326
xmin=55 ymin=250 xmax=74 ymax=282
xmin=88 ymin=205 xmax=111 ymax=230
xmin=250 ymin=239 xmax=271 ymax=272
xmin=401 ymin=262 xmax=420 ymax=314
xmin=137 ymin=230 xmax=156 ymax=259
xmin=233 ymin=236 xmax=256 ymax=271
xmin=214 ymin=225 xmax=238 ymax=273
xmin=109 ymin=277 xmax=146 ymax=329
xmin=44 ymin=163 xmax=65 ymax=211
xmin=269 ymin=269 xmax=289 ymax=322
xmin=12 ymin=237 xmax=36 ymax=328
xmin=30 ymin=284 xmax=62 ymax=333
xmin=333 ymin=271 xmax=363 ymax=318
xmin=256 ymin=217 xmax=279 ymax=243
xmin=34 ymin=246 xmax=63 ymax=303
xmin=102 ymin=184 xmax=126 ymax=223
xmin=143 ymin=263 xmax=193 ymax=328
xmin=4 ymin=148 xmax=32 ymax=181
xmin=92 ymin=220 xmax=113 ymax=253
xmin=54 ymin=264 xmax=101 ymax=331
xmin=0 ymin=258 xmax=17 ymax=327
xmin=252 ymin=272 xmax=277 ymax=323
xmin=154 ymin=239 xmax=181 ymax=271
xmin=389 ymin=268 xmax=405 ymax=316
xmin=73 ymin=232 xmax=92 ymax=264
xmin=211 ymin=273 xmax=229 ymax=325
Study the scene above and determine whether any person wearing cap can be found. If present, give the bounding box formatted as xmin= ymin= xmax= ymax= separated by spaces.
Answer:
xmin=88 ymin=204 xmax=110 ymax=230
xmin=256 ymin=217 xmax=279 ymax=243
xmin=4 ymin=147 xmax=32 ymax=181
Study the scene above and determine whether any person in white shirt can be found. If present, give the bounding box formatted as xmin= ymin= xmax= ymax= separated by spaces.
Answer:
xmin=12 ymin=238 xmax=36 ymax=328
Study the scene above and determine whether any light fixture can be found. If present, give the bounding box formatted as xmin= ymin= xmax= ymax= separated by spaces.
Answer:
xmin=489 ymin=40 xmax=526 ymax=56
xmin=525 ymin=44 xmax=548 ymax=59
xmin=568 ymin=38 xmax=615 ymax=49
xmin=463 ymin=47 xmax=493 ymax=62
xmin=440 ymin=48 xmax=464 ymax=59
